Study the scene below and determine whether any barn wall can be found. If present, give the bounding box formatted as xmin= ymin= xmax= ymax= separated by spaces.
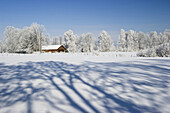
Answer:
xmin=43 ymin=50 xmax=58 ymax=53
xmin=42 ymin=45 xmax=67 ymax=53
xmin=57 ymin=46 xmax=66 ymax=52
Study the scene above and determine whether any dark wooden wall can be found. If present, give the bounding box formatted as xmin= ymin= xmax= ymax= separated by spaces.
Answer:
xmin=43 ymin=46 xmax=66 ymax=53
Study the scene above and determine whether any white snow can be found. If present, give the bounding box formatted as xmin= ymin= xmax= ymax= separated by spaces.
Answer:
xmin=42 ymin=45 xmax=62 ymax=50
xmin=0 ymin=52 xmax=170 ymax=113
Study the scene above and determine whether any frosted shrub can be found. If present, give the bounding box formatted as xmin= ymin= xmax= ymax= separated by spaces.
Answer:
xmin=137 ymin=50 xmax=146 ymax=57
xmin=137 ymin=43 xmax=170 ymax=57
xmin=92 ymin=51 xmax=99 ymax=56
xmin=148 ymin=48 xmax=157 ymax=57
xmin=156 ymin=43 xmax=170 ymax=57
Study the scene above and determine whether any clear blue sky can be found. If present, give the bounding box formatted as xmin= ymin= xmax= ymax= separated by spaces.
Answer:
xmin=0 ymin=0 xmax=170 ymax=41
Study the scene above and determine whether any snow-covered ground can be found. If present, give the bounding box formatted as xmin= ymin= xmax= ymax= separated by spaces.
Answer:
xmin=0 ymin=52 xmax=170 ymax=113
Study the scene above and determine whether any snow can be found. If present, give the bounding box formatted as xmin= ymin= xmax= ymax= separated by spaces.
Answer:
xmin=42 ymin=45 xmax=62 ymax=50
xmin=0 ymin=52 xmax=170 ymax=113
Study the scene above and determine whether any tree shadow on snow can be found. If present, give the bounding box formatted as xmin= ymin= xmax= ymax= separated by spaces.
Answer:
xmin=0 ymin=59 xmax=170 ymax=113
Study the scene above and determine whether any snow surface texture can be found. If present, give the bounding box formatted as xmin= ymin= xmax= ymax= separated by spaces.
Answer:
xmin=42 ymin=45 xmax=61 ymax=50
xmin=0 ymin=53 xmax=170 ymax=113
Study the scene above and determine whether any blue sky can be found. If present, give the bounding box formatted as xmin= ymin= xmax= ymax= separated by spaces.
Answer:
xmin=0 ymin=0 xmax=170 ymax=41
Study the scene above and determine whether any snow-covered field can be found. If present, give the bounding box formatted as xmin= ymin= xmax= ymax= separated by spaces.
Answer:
xmin=0 ymin=52 xmax=170 ymax=113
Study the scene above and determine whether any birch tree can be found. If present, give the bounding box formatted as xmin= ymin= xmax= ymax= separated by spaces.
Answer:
xmin=64 ymin=30 xmax=76 ymax=52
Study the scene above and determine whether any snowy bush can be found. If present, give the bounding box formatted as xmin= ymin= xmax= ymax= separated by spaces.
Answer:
xmin=137 ymin=43 xmax=170 ymax=57
xmin=137 ymin=48 xmax=156 ymax=57
xmin=92 ymin=50 xmax=99 ymax=56
xmin=156 ymin=43 xmax=170 ymax=57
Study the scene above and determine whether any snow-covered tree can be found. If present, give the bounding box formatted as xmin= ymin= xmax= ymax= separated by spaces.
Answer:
xmin=74 ymin=34 xmax=80 ymax=52
xmin=137 ymin=32 xmax=146 ymax=50
xmin=118 ymin=29 xmax=142 ymax=52
xmin=18 ymin=27 xmax=35 ymax=53
xmin=118 ymin=29 xmax=126 ymax=51
xmin=98 ymin=30 xmax=113 ymax=52
xmin=59 ymin=36 xmax=63 ymax=45
xmin=127 ymin=30 xmax=136 ymax=51
xmin=116 ymin=29 xmax=170 ymax=57
xmin=18 ymin=23 xmax=47 ymax=53
xmin=64 ymin=30 xmax=76 ymax=52
xmin=4 ymin=26 xmax=21 ymax=53
xmin=0 ymin=41 xmax=3 ymax=53
xmin=156 ymin=43 xmax=170 ymax=57
xmin=30 ymin=23 xmax=46 ymax=52
xmin=162 ymin=29 xmax=170 ymax=43
xmin=51 ymin=36 xmax=62 ymax=45
xmin=150 ymin=31 xmax=158 ymax=48
xmin=85 ymin=33 xmax=93 ymax=52
xmin=51 ymin=37 xmax=60 ymax=45
xmin=132 ymin=31 xmax=139 ymax=51
xmin=4 ymin=23 xmax=47 ymax=53
xmin=137 ymin=30 xmax=170 ymax=57
xmin=41 ymin=34 xmax=50 ymax=46
xmin=79 ymin=33 xmax=93 ymax=53
xmin=92 ymin=37 xmax=98 ymax=51
xmin=157 ymin=33 xmax=163 ymax=45
xmin=145 ymin=34 xmax=151 ymax=49
xmin=137 ymin=42 xmax=170 ymax=57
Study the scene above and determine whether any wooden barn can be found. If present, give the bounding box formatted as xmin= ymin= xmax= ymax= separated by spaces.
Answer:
xmin=42 ymin=45 xmax=67 ymax=53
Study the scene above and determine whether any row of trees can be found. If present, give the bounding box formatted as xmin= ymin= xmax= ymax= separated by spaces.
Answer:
xmin=63 ymin=30 xmax=115 ymax=53
xmin=118 ymin=29 xmax=170 ymax=52
xmin=0 ymin=23 xmax=169 ymax=57
xmin=118 ymin=29 xmax=170 ymax=57
xmin=47 ymin=30 xmax=115 ymax=53
xmin=0 ymin=23 xmax=115 ymax=53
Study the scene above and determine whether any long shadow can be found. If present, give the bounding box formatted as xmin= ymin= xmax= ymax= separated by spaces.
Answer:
xmin=36 ymin=62 xmax=100 ymax=113
xmin=47 ymin=75 xmax=89 ymax=113
xmin=0 ymin=59 xmax=170 ymax=113
xmin=0 ymin=63 xmax=46 ymax=113
xmin=56 ymin=63 xmax=144 ymax=113
xmin=58 ymin=70 xmax=100 ymax=113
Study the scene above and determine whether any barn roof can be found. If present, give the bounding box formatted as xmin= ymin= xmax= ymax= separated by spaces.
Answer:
xmin=42 ymin=45 xmax=63 ymax=50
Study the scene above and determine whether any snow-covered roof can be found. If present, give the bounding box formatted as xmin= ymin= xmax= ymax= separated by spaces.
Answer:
xmin=42 ymin=45 xmax=62 ymax=50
